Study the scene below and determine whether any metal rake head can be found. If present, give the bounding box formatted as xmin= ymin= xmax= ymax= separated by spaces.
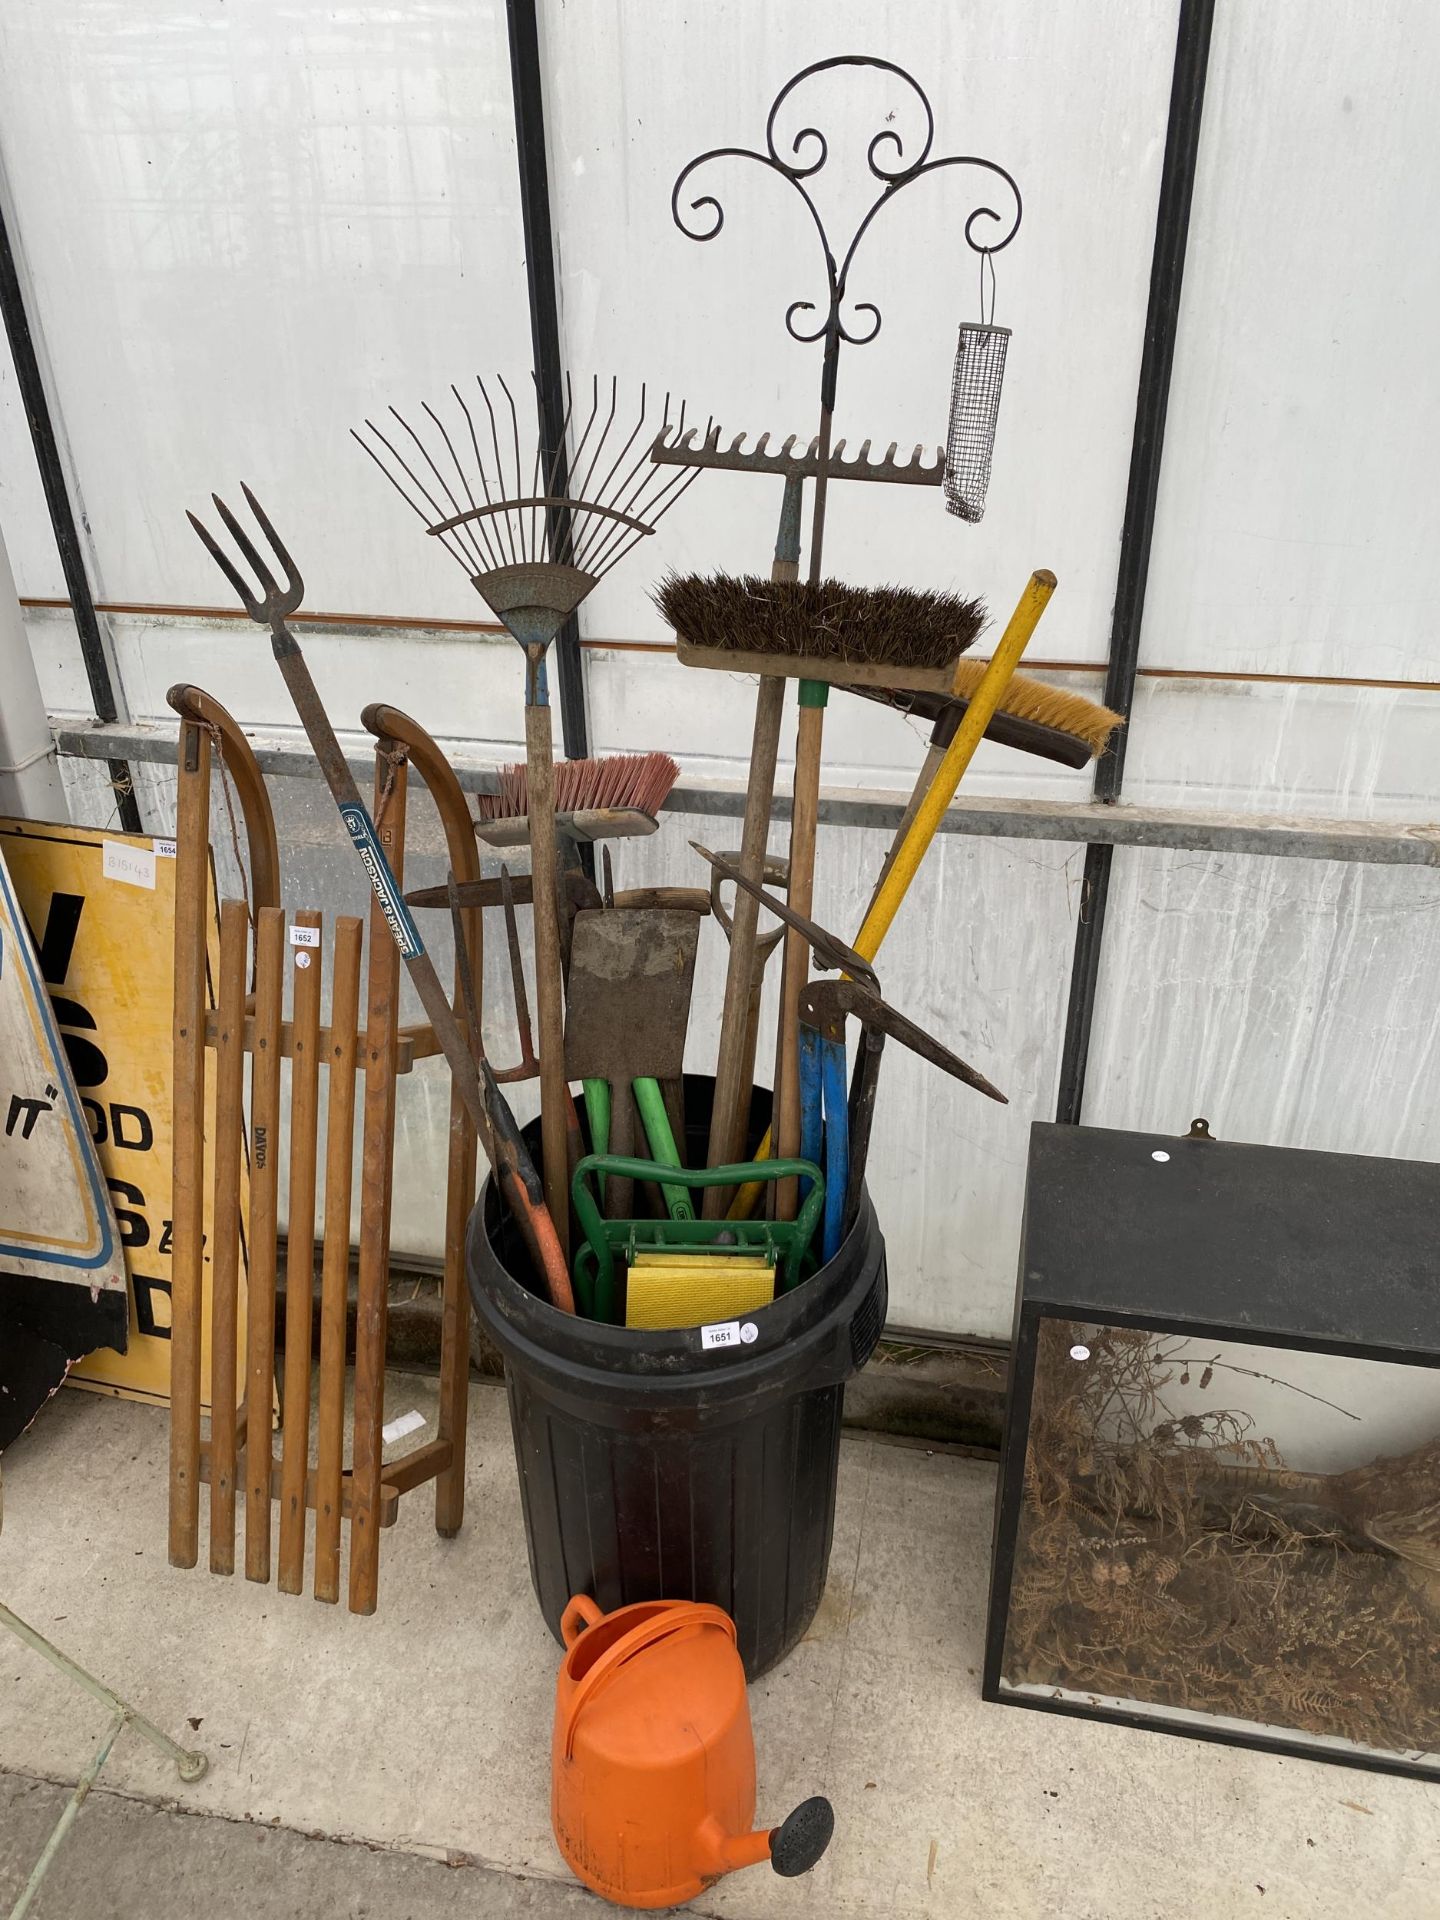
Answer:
xmin=352 ymin=374 xmax=709 ymax=592
xmin=188 ymin=484 xmax=305 ymax=634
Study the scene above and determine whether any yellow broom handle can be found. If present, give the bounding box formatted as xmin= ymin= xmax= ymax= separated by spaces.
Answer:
xmin=853 ymin=569 xmax=1056 ymax=960
xmin=727 ymin=569 xmax=1057 ymax=1220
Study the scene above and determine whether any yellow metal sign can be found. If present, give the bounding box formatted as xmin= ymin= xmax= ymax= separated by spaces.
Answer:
xmin=0 ymin=845 xmax=123 ymax=1293
xmin=0 ymin=818 xmax=248 ymax=1411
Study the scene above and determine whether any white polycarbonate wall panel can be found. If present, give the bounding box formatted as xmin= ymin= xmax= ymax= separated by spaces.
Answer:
xmin=1145 ymin=3 xmax=1440 ymax=680
xmin=1085 ymin=847 xmax=1440 ymax=1165
xmin=544 ymin=2 xmax=1178 ymax=666
xmin=0 ymin=1 xmax=532 ymax=628
xmin=0 ymin=318 xmax=64 ymax=600
xmin=1121 ymin=675 xmax=1440 ymax=821
xmin=11 ymin=3 xmax=1440 ymax=1346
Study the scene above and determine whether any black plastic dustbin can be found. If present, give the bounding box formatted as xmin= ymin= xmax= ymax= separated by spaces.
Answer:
xmin=465 ymin=1077 xmax=887 ymax=1677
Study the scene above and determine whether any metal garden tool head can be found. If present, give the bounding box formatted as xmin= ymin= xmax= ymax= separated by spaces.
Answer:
xmin=798 ymin=974 xmax=1006 ymax=1252
xmin=666 ymin=54 xmax=1022 ymax=572
xmin=709 ymin=849 xmax=789 ymax=963
xmin=797 ymin=978 xmax=1006 ymax=1106
xmin=353 ymin=375 xmax=708 ymax=701
xmin=563 ymin=907 xmax=700 ymax=1223
xmin=689 ymin=844 xmax=876 ymax=988
xmin=187 ymin=485 xmax=304 ymax=642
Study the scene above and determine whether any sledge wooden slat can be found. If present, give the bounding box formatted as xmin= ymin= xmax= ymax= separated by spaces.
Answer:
xmin=314 ymin=916 xmax=363 ymax=1604
xmin=243 ymin=906 xmax=285 ymax=1584
xmin=380 ymin=1439 xmax=453 ymax=1497
xmin=348 ymin=750 xmax=407 ymax=1616
xmin=277 ymin=908 xmax=323 ymax=1594
xmin=168 ymin=717 xmax=211 ymax=1569
xmin=208 ymin=898 xmax=249 ymax=1576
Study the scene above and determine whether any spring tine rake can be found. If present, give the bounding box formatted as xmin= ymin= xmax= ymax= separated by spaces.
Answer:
xmin=187 ymin=486 xmax=574 ymax=1315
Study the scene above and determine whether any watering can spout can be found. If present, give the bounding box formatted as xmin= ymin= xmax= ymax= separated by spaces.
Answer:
xmin=703 ymin=1795 xmax=835 ymax=1880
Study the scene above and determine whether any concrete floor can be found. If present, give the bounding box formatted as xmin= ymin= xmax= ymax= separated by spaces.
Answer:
xmin=0 ymin=1379 xmax=1435 ymax=1920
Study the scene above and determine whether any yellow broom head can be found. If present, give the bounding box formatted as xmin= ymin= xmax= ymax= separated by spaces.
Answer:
xmin=951 ymin=659 xmax=1125 ymax=759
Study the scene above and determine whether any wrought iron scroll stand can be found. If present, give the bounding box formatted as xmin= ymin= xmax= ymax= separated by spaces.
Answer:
xmin=652 ymin=53 xmax=1023 ymax=573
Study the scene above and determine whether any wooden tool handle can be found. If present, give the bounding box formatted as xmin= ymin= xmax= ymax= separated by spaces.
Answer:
xmin=606 ymin=1083 xmax=636 ymax=1221
xmin=865 ymin=739 xmax=943 ymax=917
xmin=775 ymin=686 xmax=826 ymax=1220
xmin=703 ymin=674 xmax=786 ymax=1210
xmin=702 ymin=473 xmax=803 ymax=1213
xmin=526 ymin=700 xmax=571 ymax=1258
xmin=611 ymin=886 xmax=711 ymax=915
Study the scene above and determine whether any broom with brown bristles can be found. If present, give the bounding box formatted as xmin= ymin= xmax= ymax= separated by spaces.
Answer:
xmin=658 ymin=572 xmax=988 ymax=692
xmin=654 ymin=564 xmax=1122 ymax=894
xmin=656 ymin=569 xmax=991 ymax=1219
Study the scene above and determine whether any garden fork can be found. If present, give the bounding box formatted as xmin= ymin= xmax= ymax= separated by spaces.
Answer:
xmin=187 ymin=485 xmax=573 ymax=1313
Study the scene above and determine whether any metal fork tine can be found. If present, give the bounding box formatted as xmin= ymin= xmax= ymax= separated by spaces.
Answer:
xmin=188 ymin=510 xmax=261 ymax=616
xmin=211 ymin=493 xmax=280 ymax=604
xmin=241 ymin=485 xmax=304 ymax=609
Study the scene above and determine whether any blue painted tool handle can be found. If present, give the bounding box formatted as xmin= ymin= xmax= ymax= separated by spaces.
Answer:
xmin=338 ymin=803 xmax=425 ymax=959
xmin=799 ymin=1025 xmax=823 ymax=1201
xmin=821 ymin=1035 xmax=849 ymax=1263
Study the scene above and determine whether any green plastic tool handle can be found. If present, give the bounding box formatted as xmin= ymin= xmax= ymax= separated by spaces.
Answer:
xmin=583 ymin=1079 xmax=690 ymax=1222
xmin=631 ymin=1079 xmax=695 ymax=1223
xmin=571 ymin=1154 xmax=825 ymax=1324
xmin=582 ymin=1079 xmax=610 ymax=1205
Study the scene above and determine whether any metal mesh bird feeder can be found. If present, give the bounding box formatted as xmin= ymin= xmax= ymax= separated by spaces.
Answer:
xmin=944 ymin=319 xmax=1010 ymax=524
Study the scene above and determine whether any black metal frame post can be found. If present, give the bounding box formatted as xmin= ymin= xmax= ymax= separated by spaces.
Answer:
xmin=504 ymin=0 xmax=589 ymax=763
xmin=1054 ymin=0 xmax=1215 ymax=1125
xmin=0 ymin=196 xmax=142 ymax=834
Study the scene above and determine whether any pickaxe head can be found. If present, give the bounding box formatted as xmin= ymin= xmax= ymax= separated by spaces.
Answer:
xmin=690 ymin=843 xmax=877 ymax=987
xmin=798 ymin=977 xmax=1007 ymax=1105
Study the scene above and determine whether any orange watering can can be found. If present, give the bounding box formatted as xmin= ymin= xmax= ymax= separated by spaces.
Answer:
xmin=552 ymin=1594 xmax=834 ymax=1909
